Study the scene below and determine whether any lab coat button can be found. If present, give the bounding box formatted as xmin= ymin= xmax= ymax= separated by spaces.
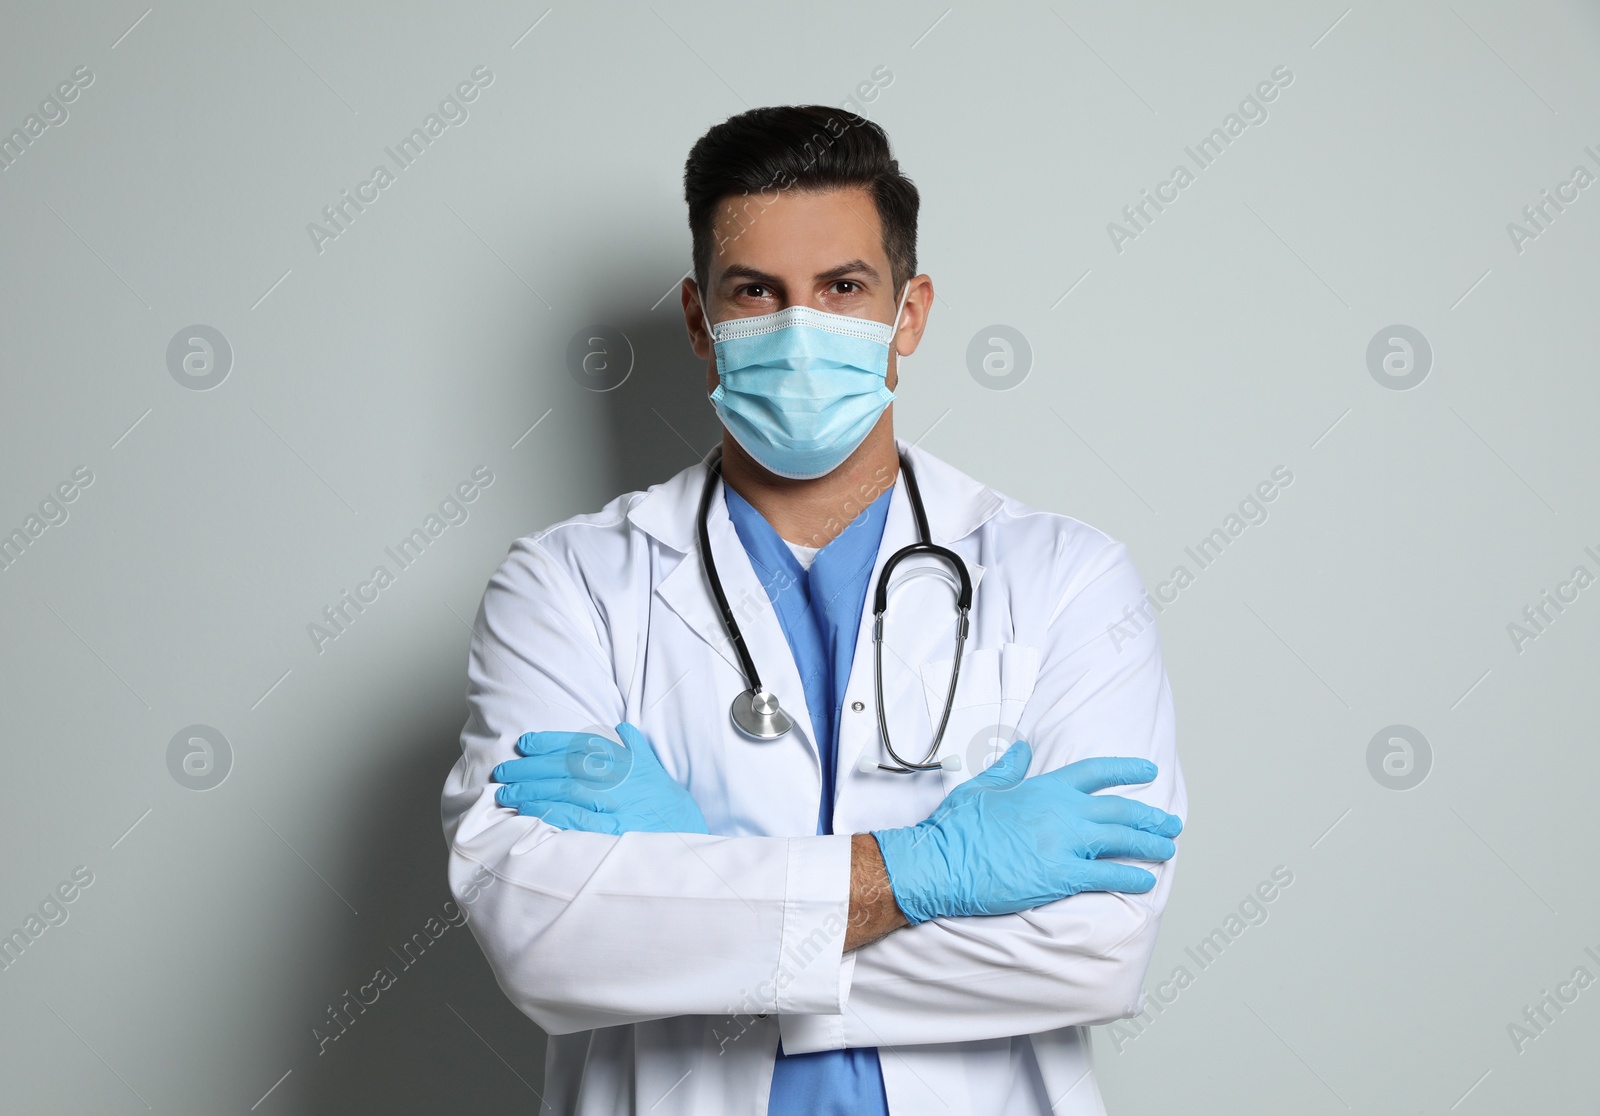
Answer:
xmin=851 ymin=701 xmax=865 ymax=712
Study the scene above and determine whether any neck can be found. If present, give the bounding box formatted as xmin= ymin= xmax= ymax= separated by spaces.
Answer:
xmin=719 ymin=412 xmax=899 ymax=550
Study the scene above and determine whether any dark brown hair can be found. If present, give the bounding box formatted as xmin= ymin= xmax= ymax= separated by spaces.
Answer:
xmin=683 ymin=106 xmax=919 ymax=298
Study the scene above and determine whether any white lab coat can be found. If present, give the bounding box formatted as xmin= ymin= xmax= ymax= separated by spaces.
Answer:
xmin=441 ymin=439 xmax=1186 ymax=1115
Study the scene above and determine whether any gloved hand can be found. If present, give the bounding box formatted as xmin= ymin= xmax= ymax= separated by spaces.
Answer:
xmin=871 ymin=740 xmax=1181 ymax=924
xmin=492 ymin=722 xmax=709 ymax=835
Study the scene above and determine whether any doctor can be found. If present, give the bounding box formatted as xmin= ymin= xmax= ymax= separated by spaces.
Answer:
xmin=441 ymin=105 xmax=1187 ymax=1115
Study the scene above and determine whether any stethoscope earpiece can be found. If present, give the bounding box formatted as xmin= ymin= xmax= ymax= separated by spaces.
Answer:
xmin=857 ymin=753 xmax=963 ymax=774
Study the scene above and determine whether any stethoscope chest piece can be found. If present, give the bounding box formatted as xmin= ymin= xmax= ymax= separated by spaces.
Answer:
xmin=730 ymin=688 xmax=793 ymax=741
xmin=698 ymin=445 xmax=970 ymax=766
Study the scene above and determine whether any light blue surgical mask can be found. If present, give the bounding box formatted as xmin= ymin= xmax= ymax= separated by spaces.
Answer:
xmin=702 ymin=282 xmax=911 ymax=480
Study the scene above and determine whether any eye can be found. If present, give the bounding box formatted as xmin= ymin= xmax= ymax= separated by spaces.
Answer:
xmin=833 ymin=280 xmax=863 ymax=295
xmin=738 ymin=283 xmax=772 ymax=299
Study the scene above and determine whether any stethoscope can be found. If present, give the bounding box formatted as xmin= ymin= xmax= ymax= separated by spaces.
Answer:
xmin=696 ymin=446 xmax=972 ymax=773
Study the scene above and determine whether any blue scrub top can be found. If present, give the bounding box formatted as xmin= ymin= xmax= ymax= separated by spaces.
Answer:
xmin=724 ymin=481 xmax=894 ymax=1116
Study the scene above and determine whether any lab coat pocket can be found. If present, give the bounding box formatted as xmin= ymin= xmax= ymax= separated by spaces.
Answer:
xmin=919 ymin=642 xmax=1042 ymax=792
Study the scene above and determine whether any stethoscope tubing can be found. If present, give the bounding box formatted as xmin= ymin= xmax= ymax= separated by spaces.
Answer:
xmin=697 ymin=445 xmax=972 ymax=772
xmin=696 ymin=449 xmax=766 ymax=696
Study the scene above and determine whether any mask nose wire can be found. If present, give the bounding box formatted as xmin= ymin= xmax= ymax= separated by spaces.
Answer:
xmin=701 ymin=279 xmax=911 ymax=347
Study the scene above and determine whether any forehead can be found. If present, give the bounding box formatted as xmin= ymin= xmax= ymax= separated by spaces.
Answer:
xmin=709 ymin=185 xmax=886 ymax=277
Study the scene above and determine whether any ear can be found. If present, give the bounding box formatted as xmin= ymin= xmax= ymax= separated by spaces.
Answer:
xmin=682 ymin=278 xmax=713 ymax=361
xmin=891 ymin=274 xmax=934 ymax=359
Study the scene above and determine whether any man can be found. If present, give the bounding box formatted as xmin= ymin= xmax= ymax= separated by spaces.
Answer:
xmin=441 ymin=105 xmax=1186 ymax=1115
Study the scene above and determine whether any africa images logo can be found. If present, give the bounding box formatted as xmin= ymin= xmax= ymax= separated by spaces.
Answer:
xmin=0 ymin=66 xmax=93 ymax=174
xmin=307 ymin=467 xmax=494 ymax=653
xmin=1106 ymin=65 xmax=1293 ymax=253
xmin=305 ymin=66 xmax=493 ymax=254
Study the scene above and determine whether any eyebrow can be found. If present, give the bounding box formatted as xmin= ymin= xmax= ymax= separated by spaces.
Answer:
xmin=717 ymin=258 xmax=882 ymax=288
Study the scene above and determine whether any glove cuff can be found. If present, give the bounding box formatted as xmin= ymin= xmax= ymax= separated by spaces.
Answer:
xmin=869 ymin=824 xmax=945 ymax=926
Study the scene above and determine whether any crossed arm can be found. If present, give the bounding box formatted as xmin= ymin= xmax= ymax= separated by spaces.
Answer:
xmin=492 ymin=728 xmax=1177 ymax=946
xmin=442 ymin=535 xmax=1185 ymax=1044
xmin=847 ymin=833 xmax=906 ymax=951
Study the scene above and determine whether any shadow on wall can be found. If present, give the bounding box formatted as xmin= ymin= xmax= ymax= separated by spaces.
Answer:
xmin=285 ymin=302 xmax=718 ymax=1113
xmin=292 ymin=701 xmax=551 ymax=1113
xmin=592 ymin=304 xmax=724 ymax=493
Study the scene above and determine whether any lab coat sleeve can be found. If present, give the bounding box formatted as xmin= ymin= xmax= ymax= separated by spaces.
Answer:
xmin=781 ymin=537 xmax=1186 ymax=1053
xmin=442 ymin=536 xmax=853 ymax=1035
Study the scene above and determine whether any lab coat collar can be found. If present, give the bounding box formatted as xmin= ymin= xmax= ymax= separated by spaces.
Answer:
xmin=651 ymin=468 xmax=826 ymax=781
xmin=626 ymin=438 xmax=1006 ymax=555
xmin=638 ymin=438 xmax=1004 ymax=788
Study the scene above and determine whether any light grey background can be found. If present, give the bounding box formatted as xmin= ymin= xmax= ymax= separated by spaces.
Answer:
xmin=2 ymin=1 xmax=1596 ymax=1111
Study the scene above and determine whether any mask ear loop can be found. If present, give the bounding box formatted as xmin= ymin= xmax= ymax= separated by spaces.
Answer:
xmin=698 ymin=284 xmax=715 ymax=344
xmin=888 ymin=278 xmax=913 ymax=356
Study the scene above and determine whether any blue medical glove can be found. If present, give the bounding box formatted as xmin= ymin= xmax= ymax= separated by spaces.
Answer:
xmin=492 ymin=722 xmax=710 ymax=836
xmin=870 ymin=740 xmax=1182 ymax=924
